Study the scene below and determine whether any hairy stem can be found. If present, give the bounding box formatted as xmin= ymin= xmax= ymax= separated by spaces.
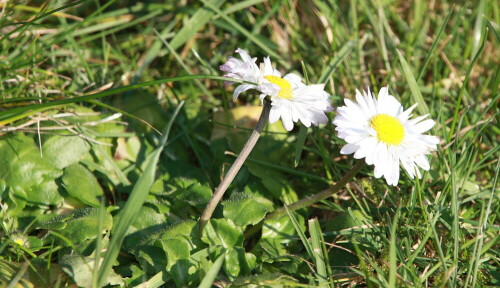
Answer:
xmin=266 ymin=160 xmax=364 ymax=220
xmin=199 ymin=99 xmax=272 ymax=232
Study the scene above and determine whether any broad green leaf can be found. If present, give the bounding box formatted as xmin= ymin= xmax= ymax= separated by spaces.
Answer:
xmin=59 ymin=254 xmax=124 ymax=287
xmin=160 ymin=238 xmax=190 ymax=270
xmin=171 ymin=178 xmax=212 ymax=206
xmin=44 ymin=207 xmax=112 ymax=245
xmin=0 ymin=134 xmax=62 ymax=206
xmin=42 ymin=135 xmax=90 ymax=169
xmin=261 ymin=214 xmax=303 ymax=242
xmin=128 ymin=222 xmax=195 ymax=275
xmin=222 ymin=192 xmax=274 ymax=226
xmin=62 ymin=163 xmax=103 ymax=207
xmin=224 ymin=247 xmax=257 ymax=278
xmin=160 ymin=220 xmax=198 ymax=242
xmin=125 ymin=220 xmax=197 ymax=253
xmin=246 ymin=163 xmax=299 ymax=204
xmin=201 ymin=219 xmax=243 ymax=249
xmin=132 ymin=244 xmax=167 ymax=274
xmin=160 ymin=238 xmax=190 ymax=286
xmin=253 ymin=238 xmax=287 ymax=261
xmin=131 ymin=204 xmax=169 ymax=231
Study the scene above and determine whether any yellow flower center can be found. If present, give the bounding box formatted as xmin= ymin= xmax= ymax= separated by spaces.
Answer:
xmin=13 ymin=238 xmax=24 ymax=246
xmin=370 ymin=114 xmax=405 ymax=145
xmin=263 ymin=75 xmax=293 ymax=99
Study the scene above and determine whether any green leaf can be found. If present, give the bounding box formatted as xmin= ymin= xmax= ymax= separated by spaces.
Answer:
xmin=201 ymin=219 xmax=244 ymax=249
xmin=246 ymin=163 xmax=299 ymax=204
xmin=0 ymin=134 xmax=63 ymax=206
xmin=253 ymin=238 xmax=286 ymax=261
xmin=171 ymin=178 xmax=212 ymax=206
xmin=42 ymin=135 xmax=90 ymax=169
xmin=132 ymin=244 xmax=167 ymax=275
xmin=222 ymin=192 xmax=274 ymax=226
xmin=161 ymin=220 xmax=198 ymax=241
xmin=261 ymin=214 xmax=302 ymax=242
xmin=224 ymin=247 xmax=257 ymax=278
xmin=44 ymin=207 xmax=112 ymax=245
xmin=160 ymin=238 xmax=190 ymax=270
xmin=62 ymin=163 xmax=103 ymax=207
xmin=60 ymin=254 xmax=124 ymax=287
xmin=160 ymin=238 xmax=190 ymax=286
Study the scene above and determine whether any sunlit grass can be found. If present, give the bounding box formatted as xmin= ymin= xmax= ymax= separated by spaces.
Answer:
xmin=0 ymin=1 xmax=498 ymax=287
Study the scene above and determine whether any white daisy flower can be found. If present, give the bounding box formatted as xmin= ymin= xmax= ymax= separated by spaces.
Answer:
xmin=220 ymin=48 xmax=333 ymax=131
xmin=259 ymin=73 xmax=333 ymax=131
xmin=220 ymin=48 xmax=279 ymax=101
xmin=333 ymin=87 xmax=439 ymax=186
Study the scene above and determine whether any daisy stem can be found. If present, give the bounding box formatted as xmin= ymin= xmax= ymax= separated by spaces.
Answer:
xmin=199 ymin=99 xmax=272 ymax=232
xmin=266 ymin=160 xmax=364 ymax=220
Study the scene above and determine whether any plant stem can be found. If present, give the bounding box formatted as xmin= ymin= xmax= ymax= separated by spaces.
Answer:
xmin=199 ymin=99 xmax=272 ymax=232
xmin=266 ymin=160 xmax=364 ymax=220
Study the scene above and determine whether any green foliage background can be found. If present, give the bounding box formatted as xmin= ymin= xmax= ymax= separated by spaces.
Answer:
xmin=0 ymin=0 xmax=498 ymax=287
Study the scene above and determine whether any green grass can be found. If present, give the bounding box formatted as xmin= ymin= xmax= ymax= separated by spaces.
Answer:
xmin=0 ymin=1 xmax=498 ymax=287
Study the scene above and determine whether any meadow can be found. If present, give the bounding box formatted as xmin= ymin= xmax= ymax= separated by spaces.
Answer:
xmin=0 ymin=0 xmax=498 ymax=287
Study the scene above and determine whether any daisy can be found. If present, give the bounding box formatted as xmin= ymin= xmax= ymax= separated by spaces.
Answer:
xmin=333 ymin=87 xmax=439 ymax=186
xmin=260 ymin=72 xmax=333 ymax=131
xmin=220 ymin=48 xmax=333 ymax=131
xmin=220 ymin=48 xmax=278 ymax=101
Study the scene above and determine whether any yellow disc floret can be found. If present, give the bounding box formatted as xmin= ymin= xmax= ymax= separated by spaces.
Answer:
xmin=264 ymin=75 xmax=293 ymax=99
xmin=370 ymin=114 xmax=405 ymax=145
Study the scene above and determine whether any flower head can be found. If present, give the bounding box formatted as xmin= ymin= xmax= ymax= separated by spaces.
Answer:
xmin=261 ymin=73 xmax=333 ymax=131
xmin=220 ymin=48 xmax=332 ymax=131
xmin=333 ymin=87 xmax=439 ymax=186
xmin=220 ymin=48 xmax=278 ymax=101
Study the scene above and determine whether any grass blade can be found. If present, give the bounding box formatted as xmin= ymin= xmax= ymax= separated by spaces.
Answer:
xmin=96 ymin=101 xmax=185 ymax=287
xmin=284 ymin=206 xmax=314 ymax=258
xmin=169 ymin=0 xmax=226 ymax=51
xmin=294 ymin=125 xmax=308 ymax=167
xmin=0 ymin=75 xmax=247 ymax=125
xmin=397 ymin=50 xmax=428 ymax=115
xmin=198 ymin=253 xmax=225 ymax=288
xmin=318 ymin=40 xmax=355 ymax=83
xmin=416 ymin=7 xmax=453 ymax=81
xmin=309 ymin=218 xmax=329 ymax=288
xmin=388 ymin=209 xmax=400 ymax=288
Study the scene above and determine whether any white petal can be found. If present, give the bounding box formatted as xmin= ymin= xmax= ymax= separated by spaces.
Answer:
xmin=340 ymin=143 xmax=358 ymax=155
xmin=415 ymin=155 xmax=430 ymax=171
xmin=269 ymin=107 xmax=280 ymax=124
xmin=233 ymin=84 xmax=256 ymax=101
xmin=401 ymin=159 xmax=416 ymax=178
xmin=412 ymin=119 xmax=435 ymax=133
xmin=281 ymin=110 xmax=294 ymax=131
